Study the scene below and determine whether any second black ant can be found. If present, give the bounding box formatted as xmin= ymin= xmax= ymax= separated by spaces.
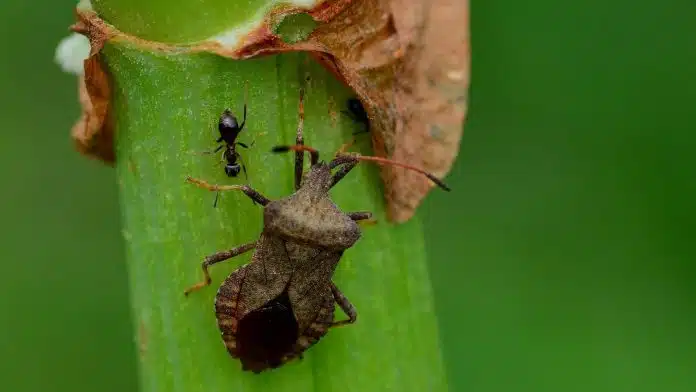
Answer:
xmin=342 ymin=98 xmax=370 ymax=136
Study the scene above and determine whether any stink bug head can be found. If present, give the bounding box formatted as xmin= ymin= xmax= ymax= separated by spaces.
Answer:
xmin=272 ymin=145 xmax=332 ymax=197
xmin=296 ymin=161 xmax=333 ymax=197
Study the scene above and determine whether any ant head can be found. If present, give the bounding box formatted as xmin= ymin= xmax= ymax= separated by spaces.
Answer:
xmin=219 ymin=110 xmax=240 ymax=133
xmin=347 ymin=98 xmax=365 ymax=115
xmin=225 ymin=163 xmax=241 ymax=177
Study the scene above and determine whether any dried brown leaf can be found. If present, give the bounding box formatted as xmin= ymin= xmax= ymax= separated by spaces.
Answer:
xmin=69 ymin=10 xmax=116 ymax=164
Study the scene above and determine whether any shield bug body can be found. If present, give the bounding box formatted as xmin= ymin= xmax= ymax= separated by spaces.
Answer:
xmin=184 ymin=89 xmax=450 ymax=373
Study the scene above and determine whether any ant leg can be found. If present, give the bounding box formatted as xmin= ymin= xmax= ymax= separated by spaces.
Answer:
xmin=186 ymin=176 xmax=271 ymax=205
xmin=192 ymin=144 xmax=223 ymax=156
xmin=238 ymin=132 xmax=267 ymax=149
xmin=210 ymin=149 xmax=229 ymax=208
xmin=341 ymin=109 xmax=358 ymax=122
xmin=341 ymin=109 xmax=365 ymax=135
xmin=251 ymin=132 xmax=267 ymax=147
xmin=328 ymin=282 xmax=357 ymax=327
xmin=236 ymin=132 xmax=268 ymax=148
xmin=341 ymin=105 xmax=369 ymax=135
xmin=352 ymin=126 xmax=370 ymax=136
xmin=236 ymin=152 xmax=255 ymax=205
xmin=234 ymin=153 xmax=254 ymax=207
xmin=184 ymin=242 xmax=256 ymax=296
xmin=213 ymin=191 xmax=221 ymax=208
xmin=294 ymin=89 xmax=306 ymax=190
xmin=231 ymin=151 xmax=254 ymax=204
xmin=235 ymin=151 xmax=249 ymax=182
xmin=241 ymin=162 xmax=249 ymax=182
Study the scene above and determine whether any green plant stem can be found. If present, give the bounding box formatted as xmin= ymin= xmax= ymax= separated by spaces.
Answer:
xmin=103 ymin=25 xmax=447 ymax=392
xmin=92 ymin=0 xmax=268 ymax=42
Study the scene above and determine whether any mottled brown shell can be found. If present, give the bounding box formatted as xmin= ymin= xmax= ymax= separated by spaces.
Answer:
xmin=213 ymin=233 xmax=345 ymax=373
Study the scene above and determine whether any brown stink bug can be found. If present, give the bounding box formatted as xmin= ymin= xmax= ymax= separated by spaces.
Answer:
xmin=183 ymin=89 xmax=451 ymax=373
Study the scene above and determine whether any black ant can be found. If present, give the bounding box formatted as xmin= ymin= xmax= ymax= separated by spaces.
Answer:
xmin=342 ymin=98 xmax=370 ymax=136
xmin=214 ymin=105 xmax=250 ymax=179
xmin=200 ymin=104 xmax=256 ymax=207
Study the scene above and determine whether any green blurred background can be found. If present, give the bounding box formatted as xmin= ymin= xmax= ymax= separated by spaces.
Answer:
xmin=1 ymin=1 xmax=694 ymax=391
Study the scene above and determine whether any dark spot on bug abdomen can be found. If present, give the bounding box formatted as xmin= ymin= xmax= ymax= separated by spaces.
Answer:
xmin=236 ymin=291 xmax=299 ymax=372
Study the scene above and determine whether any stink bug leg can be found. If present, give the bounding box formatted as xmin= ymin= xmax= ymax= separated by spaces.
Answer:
xmin=328 ymin=282 xmax=357 ymax=327
xmin=184 ymin=177 xmax=271 ymax=206
xmin=184 ymin=242 xmax=257 ymax=296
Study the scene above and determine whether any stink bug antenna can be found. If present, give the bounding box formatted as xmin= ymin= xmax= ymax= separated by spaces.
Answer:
xmin=333 ymin=153 xmax=451 ymax=192
xmin=272 ymin=145 xmax=320 ymax=166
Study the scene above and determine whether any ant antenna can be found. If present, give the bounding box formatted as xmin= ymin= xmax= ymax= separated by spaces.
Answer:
xmin=244 ymin=80 xmax=249 ymax=106
xmin=335 ymin=153 xmax=451 ymax=192
xmin=272 ymin=145 xmax=320 ymax=166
